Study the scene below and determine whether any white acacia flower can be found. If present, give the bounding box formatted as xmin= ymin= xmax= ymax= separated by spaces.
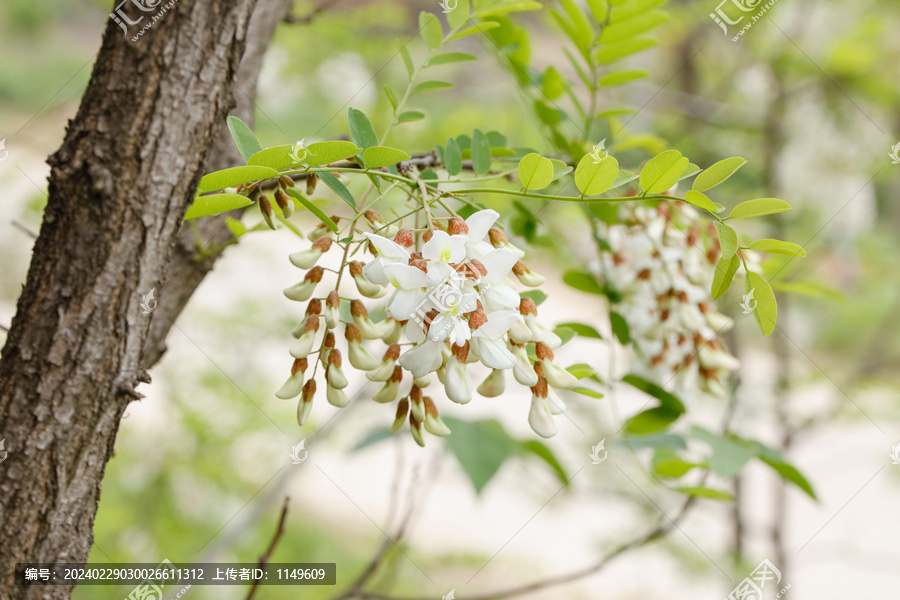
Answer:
xmin=399 ymin=339 xmax=444 ymax=378
xmin=383 ymin=263 xmax=428 ymax=321
xmin=362 ymin=232 xmax=410 ymax=285
xmin=422 ymin=230 xmax=467 ymax=285
xmin=470 ymin=310 xmax=519 ymax=369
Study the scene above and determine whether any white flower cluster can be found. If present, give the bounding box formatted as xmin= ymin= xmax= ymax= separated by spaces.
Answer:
xmin=593 ymin=202 xmax=740 ymax=398
xmin=276 ymin=209 xmax=576 ymax=444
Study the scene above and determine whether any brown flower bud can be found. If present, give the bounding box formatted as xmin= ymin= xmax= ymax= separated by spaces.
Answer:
xmin=393 ymin=228 xmax=414 ymax=248
xmin=304 ymin=266 xmax=324 ymax=283
xmin=259 ymin=194 xmax=276 ymax=230
xmin=447 ymin=216 xmax=469 ymax=235
xmin=291 ymin=357 xmax=308 ymax=376
xmin=344 ymin=323 xmax=363 ymax=344
xmin=535 ymin=341 xmax=554 ymax=361
xmin=279 ymin=175 xmax=296 ymax=188
xmin=488 ymin=228 xmax=509 ymax=246
xmin=305 ymin=298 xmax=322 ymax=316
xmin=306 ymin=173 xmax=318 ymax=195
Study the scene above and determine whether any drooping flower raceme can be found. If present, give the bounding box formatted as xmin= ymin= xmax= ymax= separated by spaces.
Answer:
xmin=277 ymin=208 xmax=571 ymax=444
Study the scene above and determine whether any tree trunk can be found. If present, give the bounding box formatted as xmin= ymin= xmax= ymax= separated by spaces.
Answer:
xmin=0 ymin=0 xmax=291 ymax=595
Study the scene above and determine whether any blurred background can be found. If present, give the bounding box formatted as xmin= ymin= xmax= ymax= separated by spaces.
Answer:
xmin=1 ymin=0 xmax=899 ymax=598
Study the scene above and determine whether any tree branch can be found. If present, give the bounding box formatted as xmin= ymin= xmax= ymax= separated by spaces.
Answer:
xmin=246 ymin=497 xmax=291 ymax=600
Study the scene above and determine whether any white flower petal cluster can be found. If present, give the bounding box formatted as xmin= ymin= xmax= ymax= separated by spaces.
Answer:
xmin=593 ymin=202 xmax=740 ymax=398
xmin=278 ymin=207 xmax=569 ymax=444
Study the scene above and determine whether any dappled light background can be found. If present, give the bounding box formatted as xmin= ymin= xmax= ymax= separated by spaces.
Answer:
xmin=2 ymin=0 xmax=900 ymax=599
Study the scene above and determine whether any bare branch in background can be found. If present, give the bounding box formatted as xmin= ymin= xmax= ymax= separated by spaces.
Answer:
xmin=246 ymin=497 xmax=291 ymax=600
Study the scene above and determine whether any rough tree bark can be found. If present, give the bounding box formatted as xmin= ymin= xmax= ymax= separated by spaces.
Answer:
xmin=0 ymin=0 xmax=292 ymax=596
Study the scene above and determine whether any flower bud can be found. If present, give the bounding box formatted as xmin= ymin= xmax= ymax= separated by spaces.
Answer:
xmin=327 ymin=383 xmax=350 ymax=407
xmin=325 ymin=290 xmax=340 ymax=329
xmin=513 ymin=261 xmax=545 ymax=287
xmin=409 ymin=412 xmax=426 ymax=447
xmin=320 ymin=330 xmax=335 ymax=367
xmin=279 ymin=175 xmax=296 ymax=189
xmin=289 ymin=316 xmax=319 ymax=358
xmin=393 ymin=228 xmax=415 ymax=248
xmin=284 ymin=266 xmax=324 ymax=302
xmin=349 ymin=261 xmax=386 ymax=298
xmin=345 ymin=323 xmax=380 ymax=370
xmin=528 ymin=379 xmax=557 ymax=438
xmin=382 ymin=318 xmax=403 ymax=344
xmin=510 ymin=342 xmax=539 ymax=387
xmin=367 ymin=343 xmax=400 ymax=382
xmin=275 ymin=188 xmax=293 ymax=218
xmin=290 ymin=237 xmax=332 ymax=269
xmin=259 ymin=194 xmax=277 ymax=230
xmin=326 ymin=349 xmax=349 ymax=389
xmin=297 ymin=379 xmax=316 ymax=426
xmin=477 ymin=369 xmax=505 ymax=398
xmin=508 ymin=315 xmax=532 ymax=345
xmin=390 ymin=398 xmax=409 ymax=433
xmin=409 ymin=385 xmax=426 ymax=423
xmin=414 ymin=373 xmax=431 ymax=388
xmin=444 ymin=343 xmax=473 ymax=405
xmin=423 ymin=397 xmax=451 ymax=436
xmin=373 ymin=366 xmax=403 ymax=403
xmin=306 ymin=173 xmax=318 ymax=195
xmin=308 ymin=216 xmax=339 ymax=242
xmin=276 ymin=358 xmax=308 ymax=399
xmin=447 ymin=216 xmax=469 ymax=236
xmin=351 ymin=299 xmax=393 ymax=339
xmin=535 ymin=342 xmax=577 ymax=389
xmin=364 ymin=210 xmax=386 ymax=230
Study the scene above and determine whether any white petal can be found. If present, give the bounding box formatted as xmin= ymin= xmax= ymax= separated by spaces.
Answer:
xmin=386 ymin=288 xmax=425 ymax=321
xmin=399 ymin=341 xmax=444 ymax=378
xmin=477 ymin=310 xmax=520 ymax=339
xmin=484 ymin=283 xmax=520 ymax=310
xmin=444 ymin=357 xmax=473 ymax=404
xmin=478 ymin=248 xmax=520 ymax=284
xmin=363 ymin=232 xmax=410 ymax=259
xmin=474 ymin=337 xmax=516 ymax=369
xmin=422 ymin=230 xmax=451 ymax=262
xmin=465 ymin=209 xmax=500 ymax=241
xmin=384 ymin=263 xmax=428 ymax=289
xmin=528 ymin=396 xmax=557 ymax=438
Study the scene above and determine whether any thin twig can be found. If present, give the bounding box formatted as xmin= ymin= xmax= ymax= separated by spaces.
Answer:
xmin=246 ymin=497 xmax=291 ymax=600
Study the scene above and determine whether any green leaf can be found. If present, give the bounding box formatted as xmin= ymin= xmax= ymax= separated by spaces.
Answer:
xmin=317 ymin=172 xmax=356 ymax=209
xmin=771 ymin=280 xmax=846 ymax=303
xmin=678 ymin=163 xmax=701 ymax=182
xmin=690 ymin=426 xmax=755 ymax=479
xmin=599 ymin=10 xmax=669 ymax=44
xmin=447 ymin=0 xmax=470 ymax=28
xmin=397 ymin=111 xmax=425 ymax=123
xmin=471 ymin=128 xmax=492 ymax=175
xmin=748 ymin=239 xmax=806 ymax=256
xmin=557 ymin=322 xmax=603 ymax=339
xmin=225 ymin=216 xmax=247 ymax=237
xmin=534 ymin=99 xmax=562 ymax=126
xmin=575 ymin=154 xmax=620 ymax=195
xmin=412 ymin=80 xmax=454 ymax=94
xmin=652 ymin=448 xmax=700 ymax=479
xmin=625 ymin=407 xmax=681 ymax=435
xmin=611 ymin=0 xmax=668 ymax=22
xmin=399 ymin=44 xmax=415 ymax=78
xmin=711 ymin=254 xmax=740 ymax=300
xmin=618 ymin=433 xmax=686 ymax=450
xmin=549 ymin=159 xmax=573 ymax=181
xmin=599 ymin=69 xmax=650 ymax=87
xmin=520 ymin=289 xmax=548 ymax=305
xmin=444 ymin=137 xmax=462 ymax=176
xmin=519 ymin=440 xmax=570 ymax=486
xmin=728 ymin=198 xmax=792 ymax=219
xmin=443 ymin=418 xmax=518 ymax=494
xmin=542 ymin=66 xmax=567 ymax=100
xmin=184 ymin=193 xmax=253 ymax=220
xmin=226 ymin=115 xmax=263 ymax=163
xmin=585 ymin=0 xmax=609 ymax=21
xmin=692 ymin=157 xmax=747 ymax=192
xmin=595 ymin=37 xmax=657 ymax=64
xmin=640 ymin=150 xmax=689 ymax=194
xmin=610 ymin=311 xmax=630 ymax=344
xmin=286 ymin=189 xmax=338 ymax=232
xmin=555 ymin=326 xmax=577 ymax=345
xmin=427 ymin=52 xmax=478 ymax=66
xmin=566 ymin=363 xmax=602 ymax=382
xmin=683 ymin=190 xmax=718 ymax=214
xmin=563 ymin=270 xmax=605 ymax=295
xmin=306 ymin=140 xmax=365 ymax=167
xmin=570 ymin=386 xmax=605 ymax=399
xmin=197 ymin=166 xmax=279 ymax=194
xmin=447 ymin=21 xmax=501 ymax=41
xmin=714 ymin=221 xmax=739 ymax=259
xmin=362 ymin=146 xmax=411 ymax=169
xmin=384 ymin=85 xmax=398 ymax=109
xmin=675 ymin=486 xmax=734 ymax=501
xmin=749 ymin=440 xmax=817 ymax=500
xmin=348 ymin=108 xmax=378 ymax=150
xmin=622 ymin=374 xmax=685 ymax=413
xmin=744 ymin=272 xmax=777 ymax=335
xmin=517 ymin=153 xmax=554 ymax=191
xmin=419 ymin=11 xmax=443 ymax=50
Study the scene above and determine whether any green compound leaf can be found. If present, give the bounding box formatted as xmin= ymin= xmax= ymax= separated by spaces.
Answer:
xmin=517 ymin=153 xmax=554 ymax=191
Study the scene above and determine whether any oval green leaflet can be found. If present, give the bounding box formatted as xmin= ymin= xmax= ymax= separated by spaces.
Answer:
xmin=575 ymin=153 xmax=620 ymax=196
xmin=517 ymin=153 xmax=554 ymax=191
xmin=197 ymin=165 xmax=280 ymax=194
xmin=744 ymin=272 xmax=777 ymax=335
xmin=728 ymin=198 xmax=792 ymax=219
xmin=184 ymin=193 xmax=253 ymax=220
xmin=639 ymin=149 xmax=689 ymax=194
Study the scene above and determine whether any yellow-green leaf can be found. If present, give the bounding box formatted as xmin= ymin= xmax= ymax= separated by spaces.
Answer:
xmin=728 ymin=198 xmax=792 ymax=219
xmin=599 ymin=69 xmax=649 ymax=87
xmin=427 ymin=52 xmax=477 ymax=66
xmin=363 ymin=146 xmax=411 ymax=169
xmin=639 ymin=150 xmax=688 ymax=194
xmin=517 ymin=153 xmax=554 ymax=191
xmin=412 ymin=80 xmax=454 ymax=94
xmin=744 ymin=272 xmax=777 ymax=335
xmin=595 ymin=37 xmax=658 ymax=64
xmin=747 ymin=239 xmax=806 ymax=256
xmin=419 ymin=12 xmax=443 ymax=49
xmin=285 ymin=189 xmax=338 ymax=233
xmin=693 ymin=156 xmax=747 ymax=192
xmin=184 ymin=193 xmax=253 ymax=220
xmin=197 ymin=166 xmax=279 ymax=194
xmin=714 ymin=221 xmax=739 ymax=259
xmin=575 ymin=154 xmax=620 ymax=195
xmin=599 ymin=10 xmax=669 ymax=44
xmin=447 ymin=21 xmax=501 ymax=41
xmin=711 ymin=254 xmax=740 ymax=300
xmin=684 ymin=190 xmax=718 ymax=214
